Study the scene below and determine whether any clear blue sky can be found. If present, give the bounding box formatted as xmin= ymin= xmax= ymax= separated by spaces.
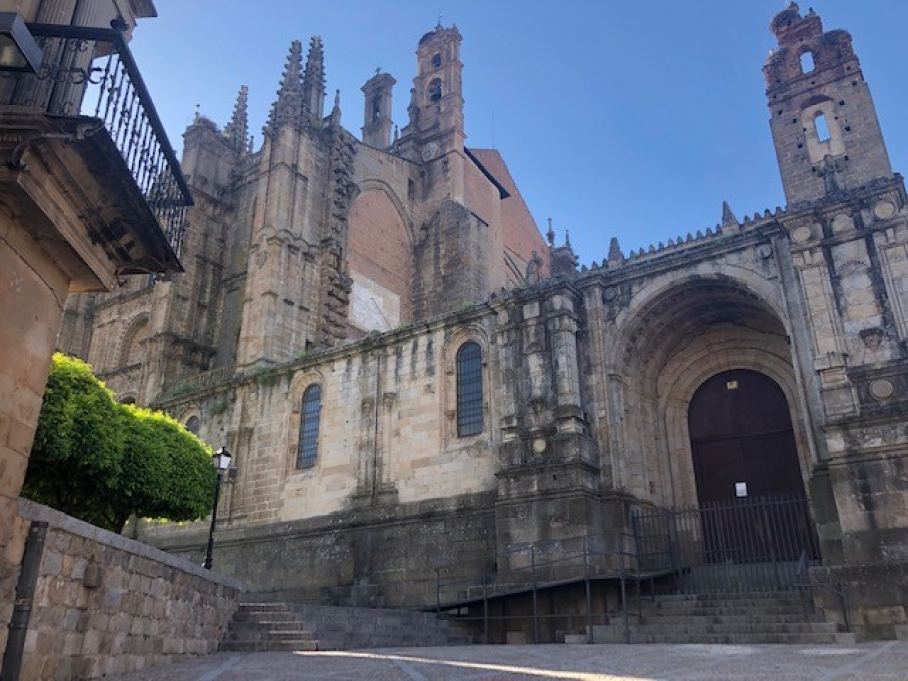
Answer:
xmin=131 ymin=1 xmax=908 ymax=267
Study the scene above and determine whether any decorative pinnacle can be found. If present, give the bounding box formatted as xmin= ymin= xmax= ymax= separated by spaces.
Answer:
xmin=266 ymin=40 xmax=304 ymax=134
xmin=608 ymin=236 xmax=624 ymax=265
xmin=223 ymin=85 xmax=249 ymax=152
xmin=303 ymin=36 xmax=326 ymax=120
xmin=546 ymin=217 xmax=555 ymax=246
xmin=721 ymin=200 xmax=739 ymax=227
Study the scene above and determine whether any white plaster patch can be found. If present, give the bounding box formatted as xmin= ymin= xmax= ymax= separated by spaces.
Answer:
xmin=350 ymin=274 xmax=400 ymax=332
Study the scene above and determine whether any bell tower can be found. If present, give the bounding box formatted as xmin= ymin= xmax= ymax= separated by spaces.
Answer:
xmin=398 ymin=23 xmax=465 ymax=164
xmin=764 ymin=3 xmax=893 ymax=207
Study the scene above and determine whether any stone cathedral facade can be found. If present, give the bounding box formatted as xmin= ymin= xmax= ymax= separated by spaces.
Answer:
xmin=58 ymin=5 xmax=908 ymax=639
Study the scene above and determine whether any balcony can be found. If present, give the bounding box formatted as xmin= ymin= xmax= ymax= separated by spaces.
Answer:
xmin=0 ymin=21 xmax=190 ymax=290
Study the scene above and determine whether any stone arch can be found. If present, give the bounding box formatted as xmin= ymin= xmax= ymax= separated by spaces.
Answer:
xmin=119 ymin=315 xmax=150 ymax=367
xmin=347 ymin=184 xmax=414 ymax=334
xmin=604 ymin=273 xmax=813 ymax=508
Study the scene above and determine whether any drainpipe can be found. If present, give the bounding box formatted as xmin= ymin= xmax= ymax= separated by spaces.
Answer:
xmin=1 ymin=521 xmax=48 ymax=681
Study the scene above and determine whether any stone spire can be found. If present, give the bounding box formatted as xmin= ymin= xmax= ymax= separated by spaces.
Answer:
xmin=265 ymin=40 xmax=304 ymax=136
xmin=607 ymin=236 xmax=624 ymax=267
xmin=223 ymin=85 xmax=249 ymax=153
xmin=546 ymin=217 xmax=555 ymax=246
xmin=302 ymin=36 xmax=326 ymax=122
xmin=329 ymin=89 xmax=342 ymax=127
xmin=721 ymin=200 xmax=739 ymax=228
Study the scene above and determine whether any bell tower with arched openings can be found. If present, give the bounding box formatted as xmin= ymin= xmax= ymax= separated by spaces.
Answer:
xmin=764 ymin=3 xmax=893 ymax=207
xmin=398 ymin=23 xmax=465 ymax=172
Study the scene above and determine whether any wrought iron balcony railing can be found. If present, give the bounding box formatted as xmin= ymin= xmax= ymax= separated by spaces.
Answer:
xmin=0 ymin=22 xmax=192 ymax=265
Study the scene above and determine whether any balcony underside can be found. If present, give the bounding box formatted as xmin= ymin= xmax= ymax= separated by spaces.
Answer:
xmin=0 ymin=109 xmax=182 ymax=292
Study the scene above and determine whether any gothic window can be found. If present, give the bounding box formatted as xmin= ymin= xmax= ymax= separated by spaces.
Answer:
xmin=814 ymin=112 xmax=831 ymax=142
xmin=298 ymin=384 xmax=322 ymax=468
xmin=800 ymin=50 xmax=815 ymax=74
xmin=456 ymin=342 xmax=483 ymax=437
xmin=429 ymin=78 xmax=442 ymax=103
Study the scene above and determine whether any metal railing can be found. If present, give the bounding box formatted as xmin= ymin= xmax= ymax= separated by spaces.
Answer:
xmin=0 ymin=22 xmax=192 ymax=261
xmin=434 ymin=536 xmax=619 ymax=644
xmin=631 ymin=495 xmax=821 ymax=594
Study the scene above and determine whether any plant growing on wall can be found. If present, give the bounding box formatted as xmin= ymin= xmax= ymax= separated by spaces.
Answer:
xmin=21 ymin=353 xmax=216 ymax=532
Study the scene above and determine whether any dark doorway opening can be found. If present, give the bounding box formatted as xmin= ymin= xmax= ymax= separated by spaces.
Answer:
xmin=688 ymin=369 xmax=816 ymax=562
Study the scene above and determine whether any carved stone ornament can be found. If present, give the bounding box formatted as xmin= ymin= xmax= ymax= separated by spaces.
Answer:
xmin=756 ymin=244 xmax=774 ymax=260
xmin=603 ymin=287 xmax=619 ymax=302
xmin=791 ymin=226 xmax=812 ymax=244
xmin=873 ymin=201 xmax=896 ymax=220
xmin=869 ymin=379 xmax=895 ymax=401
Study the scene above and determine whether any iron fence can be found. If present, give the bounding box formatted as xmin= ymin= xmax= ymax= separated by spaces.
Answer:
xmin=0 ymin=22 xmax=191 ymax=261
xmin=631 ymin=495 xmax=821 ymax=593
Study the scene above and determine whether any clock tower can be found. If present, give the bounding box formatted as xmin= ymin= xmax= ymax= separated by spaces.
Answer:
xmin=398 ymin=23 xmax=466 ymax=172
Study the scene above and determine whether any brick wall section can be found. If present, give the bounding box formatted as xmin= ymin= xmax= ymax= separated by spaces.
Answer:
xmin=15 ymin=500 xmax=241 ymax=680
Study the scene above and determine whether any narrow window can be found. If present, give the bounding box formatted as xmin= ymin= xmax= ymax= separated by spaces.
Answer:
xmin=456 ymin=342 xmax=483 ymax=437
xmin=371 ymin=96 xmax=381 ymax=122
xmin=298 ymin=384 xmax=322 ymax=467
xmin=800 ymin=51 xmax=815 ymax=73
xmin=432 ymin=53 xmax=442 ymax=68
xmin=185 ymin=415 xmax=200 ymax=435
xmin=814 ymin=112 xmax=831 ymax=142
xmin=429 ymin=78 xmax=442 ymax=103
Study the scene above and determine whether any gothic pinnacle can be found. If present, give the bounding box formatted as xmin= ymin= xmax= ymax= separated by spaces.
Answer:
xmin=265 ymin=40 xmax=304 ymax=135
xmin=303 ymin=36 xmax=326 ymax=121
xmin=223 ymin=84 xmax=249 ymax=153
xmin=546 ymin=217 xmax=555 ymax=246
xmin=721 ymin=200 xmax=739 ymax=227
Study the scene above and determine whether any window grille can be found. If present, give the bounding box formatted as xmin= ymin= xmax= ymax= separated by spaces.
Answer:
xmin=298 ymin=384 xmax=322 ymax=468
xmin=456 ymin=342 xmax=483 ymax=437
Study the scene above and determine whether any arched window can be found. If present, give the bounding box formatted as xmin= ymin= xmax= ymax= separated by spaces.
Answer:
xmin=429 ymin=78 xmax=442 ymax=103
xmin=800 ymin=51 xmax=815 ymax=74
xmin=298 ymin=384 xmax=322 ymax=468
xmin=456 ymin=342 xmax=483 ymax=437
xmin=432 ymin=53 xmax=442 ymax=68
xmin=185 ymin=415 xmax=200 ymax=435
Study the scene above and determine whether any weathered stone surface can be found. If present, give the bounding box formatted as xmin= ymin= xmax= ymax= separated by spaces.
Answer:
xmin=16 ymin=500 xmax=241 ymax=680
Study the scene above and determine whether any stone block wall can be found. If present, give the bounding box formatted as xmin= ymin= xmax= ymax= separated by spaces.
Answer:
xmin=11 ymin=500 xmax=241 ymax=681
xmin=811 ymin=562 xmax=908 ymax=641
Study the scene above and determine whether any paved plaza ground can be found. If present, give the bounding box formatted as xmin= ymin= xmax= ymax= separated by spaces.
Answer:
xmin=104 ymin=642 xmax=908 ymax=680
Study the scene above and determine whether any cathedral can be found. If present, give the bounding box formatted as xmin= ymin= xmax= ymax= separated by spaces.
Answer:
xmin=58 ymin=4 xmax=908 ymax=640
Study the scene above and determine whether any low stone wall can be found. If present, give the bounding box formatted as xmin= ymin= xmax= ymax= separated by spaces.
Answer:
xmin=811 ymin=562 xmax=908 ymax=641
xmin=11 ymin=499 xmax=242 ymax=680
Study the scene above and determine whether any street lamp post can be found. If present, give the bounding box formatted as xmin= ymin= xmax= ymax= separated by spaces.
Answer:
xmin=203 ymin=447 xmax=231 ymax=570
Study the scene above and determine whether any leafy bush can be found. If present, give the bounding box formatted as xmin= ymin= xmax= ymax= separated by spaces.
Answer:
xmin=22 ymin=353 xmax=215 ymax=532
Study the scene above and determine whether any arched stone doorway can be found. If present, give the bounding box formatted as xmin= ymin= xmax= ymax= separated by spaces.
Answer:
xmin=689 ymin=369 xmax=807 ymax=504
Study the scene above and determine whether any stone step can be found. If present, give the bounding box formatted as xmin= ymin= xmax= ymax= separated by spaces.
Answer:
xmin=607 ymin=622 xmax=840 ymax=635
xmin=589 ymin=630 xmax=855 ymax=645
xmin=221 ymin=639 xmax=319 ymax=652
xmin=636 ymin=605 xmax=810 ymax=616
xmin=223 ymin=603 xmax=320 ymax=653
xmin=632 ymin=613 xmax=821 ymax=625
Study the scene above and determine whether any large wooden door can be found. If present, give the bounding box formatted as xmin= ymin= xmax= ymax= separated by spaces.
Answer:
xmin=688 ymin=370 xmax=812 ymax=562
xmin=689 ymin=369 xmax=804 ymax=502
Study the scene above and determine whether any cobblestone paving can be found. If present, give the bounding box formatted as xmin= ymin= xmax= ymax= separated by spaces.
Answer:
xmin=103 ymin=642 xmax=908 ymax=680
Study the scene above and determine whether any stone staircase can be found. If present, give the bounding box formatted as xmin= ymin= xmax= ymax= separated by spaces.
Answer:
xmin=565 ymin=591 xmax=855 ymax=645
xmin=222 ymin=602 xmax=473 ymax=652
xmin=221 ymin=603 xmax=319 ymax=652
